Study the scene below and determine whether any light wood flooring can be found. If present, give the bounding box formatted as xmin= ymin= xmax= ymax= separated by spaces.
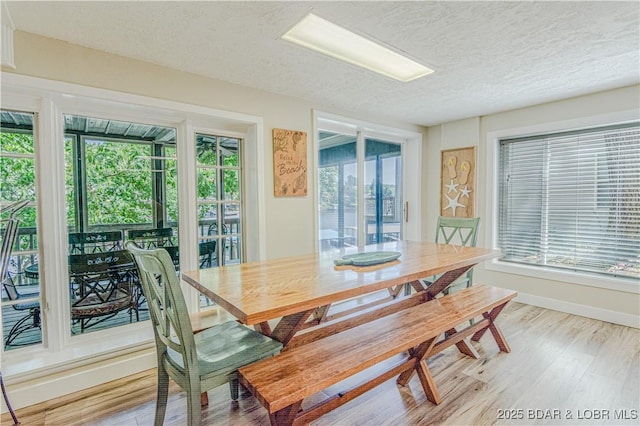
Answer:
xmin=2 ymin=301 xmax=639 ymax=425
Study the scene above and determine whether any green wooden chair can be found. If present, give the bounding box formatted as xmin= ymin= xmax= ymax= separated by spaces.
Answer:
xmin=406 ymin=216 xmax=480 ymax=295
xmin=433 ymin=216 xmax=480 ymax=293
xmin=125 ymin=242 xmax=282 ymax=426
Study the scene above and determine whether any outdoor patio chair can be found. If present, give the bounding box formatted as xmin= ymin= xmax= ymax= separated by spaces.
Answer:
xmin=127 ymin=228 xmax=179 ymax=266
xmin=1 ymin=199 xmax=40 ymax=349
xmin=68 ymin=230 xmax=124 ymax=254
xmin=198 ymin=240 xmax=217 ymax=268
xmin=2 ymin=276 xmax=40 ymax=348
xmin=69 ymin=250 xmax=136 ymax=332
xmin=126 ymin=242 xmax=282 ymax=426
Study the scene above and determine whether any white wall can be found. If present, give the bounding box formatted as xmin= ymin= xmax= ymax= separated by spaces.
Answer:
xmin=1 ymin=31 xmax=427 ymax=410
xmin=424 ymin=85 xmax=640 ymax=325
xmin=6 ymin=31 xmax=426 ymax=260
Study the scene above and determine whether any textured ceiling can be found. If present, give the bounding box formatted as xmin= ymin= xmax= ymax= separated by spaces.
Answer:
xmin=5 ymin=1 xmax=640 ymax=126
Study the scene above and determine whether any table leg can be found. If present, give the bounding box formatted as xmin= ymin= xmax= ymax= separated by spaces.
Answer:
xmin=269 ymin=400 xmax=302 ymax=426
xmin=423 ymin=265 xmax=475 ymax=300
xmin=255 ymin=321 xmax=272 ymax=336
xmin=269 ymin=310 xmax=315 ymax=346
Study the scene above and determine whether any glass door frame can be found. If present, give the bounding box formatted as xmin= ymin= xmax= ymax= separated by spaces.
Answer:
xmin=314 ymin=111 xmax=422 ymax=251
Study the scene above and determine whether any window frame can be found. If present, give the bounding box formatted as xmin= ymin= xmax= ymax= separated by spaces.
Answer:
xmin=194 ymin=130 xmax=245 ymax=267
xmin=1 ymin=113 xmax=43 ymax=348
xmin=485 ymin=110 xmax=640 ymax=295
xmin=313 ymin=110 xmax=423 ymax=250
xmin=1 ymin=73 xmax=265 ymax=381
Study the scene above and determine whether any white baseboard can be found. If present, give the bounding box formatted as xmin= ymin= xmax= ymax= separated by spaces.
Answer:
xmin=1 ymin=348 xmax=156 ymax=412
xmin=515 ymin=292 xmax=640 ymax=329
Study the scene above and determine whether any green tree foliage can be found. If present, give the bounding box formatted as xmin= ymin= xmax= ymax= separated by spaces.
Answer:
xmin=4 ymin=129 xmax=241 ymax=231
xmin=84 ymin=139 xmax=153 ymax=225
xmin=1 ymin=131 xmax=37 ymax=226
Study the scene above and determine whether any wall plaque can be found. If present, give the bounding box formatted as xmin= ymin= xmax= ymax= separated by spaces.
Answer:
xmin=440 ymin=146 xmax=476 ymax=218
xmin=273 ymin=128 xmax=307 ymax=197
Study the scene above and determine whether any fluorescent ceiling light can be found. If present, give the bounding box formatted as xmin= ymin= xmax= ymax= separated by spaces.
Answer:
xmin=282 ymin=13 xmax=433 ymax=82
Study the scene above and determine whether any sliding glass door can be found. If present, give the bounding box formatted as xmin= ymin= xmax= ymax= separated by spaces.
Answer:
xmin=318 ymin=128 xmax=403 ymax=251
xmin=318 ymin=131 xmax=358 ymax=250
xmin=364 ymin=138 xmax=402 ymax=244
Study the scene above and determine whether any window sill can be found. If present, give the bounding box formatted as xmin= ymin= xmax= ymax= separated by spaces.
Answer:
xmin=485 ymin=259 xmax=639 ymax=294
xmin=2 ymin=322 xmax=154 ymax=382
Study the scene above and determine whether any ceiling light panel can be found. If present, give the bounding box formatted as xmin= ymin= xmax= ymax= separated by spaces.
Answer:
xmin=282 ymin=13 xmax=434 ymax=82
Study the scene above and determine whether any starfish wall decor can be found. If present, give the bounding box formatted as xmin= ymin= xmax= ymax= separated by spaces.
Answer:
xmin=440 ymin=146 xmax=475 ymax=217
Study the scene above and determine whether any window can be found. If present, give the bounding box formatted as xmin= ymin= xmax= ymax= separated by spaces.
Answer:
xmin=1 ymin=110 xmax=43 ymax=350
xmin=64 ymin=114 xmax=178 ymax=335
xmin=196 ymin=133 xmax=243 ymax=308
xmin=498 ymin=121 xmax=640 ymax=280
xmin=1 ymin=74 xmax=265 ymax=402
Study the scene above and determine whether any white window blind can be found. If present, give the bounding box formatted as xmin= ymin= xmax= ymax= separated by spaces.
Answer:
xmin=498 ymin=121 xmax=640 ymax=280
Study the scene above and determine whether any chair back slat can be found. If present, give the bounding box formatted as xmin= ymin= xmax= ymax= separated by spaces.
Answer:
xmin=125 ymin=242 xmax=197 ymax=372
xmin=2 ymin=200 xmax=32 ymax=302
xmin=68 ymin=231 xmax=124 ymax=254
xmin=68 ymin=250 xmax=134 ymax=274
xmin=127 ymin=228 xmax=175 ymax=248
xmin=436 ymin=216 xmax=480 ymax=247
xmin=2 ymin=276 xmax=19 ymax=301
xmin=1 ymin=200 xmax=30 ymax=283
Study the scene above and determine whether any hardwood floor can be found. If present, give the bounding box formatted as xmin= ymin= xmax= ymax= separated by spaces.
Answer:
xmin=3 ymin=302 xmax=639 ymax=425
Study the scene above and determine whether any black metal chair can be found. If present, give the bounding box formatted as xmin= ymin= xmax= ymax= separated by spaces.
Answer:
xmin=198 ymin=240 xmax=217 ymax=268
xmin=1 ymin=200 xmax=33 ymax=425
xmin=2 ymin=277 xmax=41 ymax=348
xmin=68 ymin=230 xmax=124 ymax=254
xmin=1 ymin=200 xmax=41 ymax=349
xmin=127 ymin=228 xmax=179 ymax=266
xmin=68 ymin=250 xmax=136 ymax=332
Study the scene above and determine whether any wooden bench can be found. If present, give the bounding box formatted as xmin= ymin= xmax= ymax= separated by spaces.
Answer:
xmin=239 ymin=284 xmax=517 ymax=426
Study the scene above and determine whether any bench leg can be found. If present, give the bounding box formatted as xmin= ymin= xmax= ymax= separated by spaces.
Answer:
xmin=471 ymin=303 xmax=511 ymax=352
xmin=396 ymin=337 xmax=441 ymax=404
xmin=416 ymin=359 xmax=441 ymax=405
xmin=446 ymin=328 xmax=480 ymax=359
xmin=269 ymin=400 xmax=302 ymax=426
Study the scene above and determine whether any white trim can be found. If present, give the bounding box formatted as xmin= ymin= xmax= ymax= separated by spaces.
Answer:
xmin=488 ymin=259 xmax=640 ymax=294
xmin=516 ymin=291 xmax=639 ymax=329
xmin=178 ymin=119 xmax=200 ymax=310
xmin=316 ymin=110 xmax=421 ymax=142
xmin=3 ymin=73 xmax=263 ymax=126
xmin=1 ymin=1 xmax=15 ymax=69
xmin=242 ymin=122 xmax=265 ymax=262
xmin=2 ymin=347 xmax=156 ymax=411
xmin=0 ymin=73 xmax=266 ymax=402
xmin=485 ymin=109 xmax=640 ymax=294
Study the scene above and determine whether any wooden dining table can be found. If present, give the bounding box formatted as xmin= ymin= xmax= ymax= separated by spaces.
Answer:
xmin=181 ymin=240 xmax=500 ymax=348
